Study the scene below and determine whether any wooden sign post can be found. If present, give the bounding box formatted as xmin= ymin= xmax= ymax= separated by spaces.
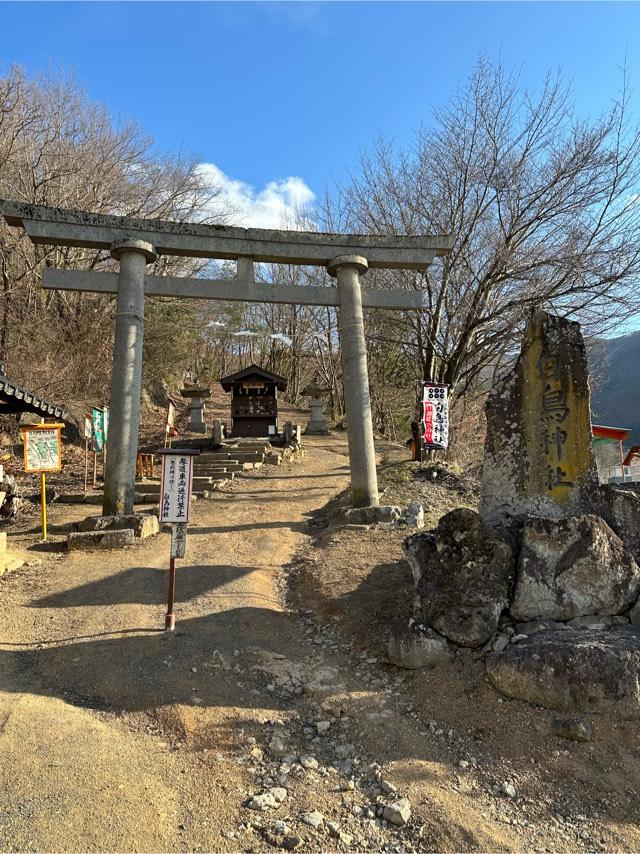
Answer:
xmin=83 ymin=416 xmax=92 ymax=493
xmin=157 ymin=448 xmax=199 ymax=631
xmin=21 ymin=422 xmax=64 ymax=540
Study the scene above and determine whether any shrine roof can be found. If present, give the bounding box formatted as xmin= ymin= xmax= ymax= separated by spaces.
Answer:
xmin=220 ymin=364 xmax=288 ymax=392
xmin=0 ymin=371 xmax=68 ymax=420
xmin=591 ymin=424 xmax=630 ymax=442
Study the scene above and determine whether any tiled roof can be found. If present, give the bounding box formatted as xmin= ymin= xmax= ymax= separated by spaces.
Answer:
xmin=0 ymin=375 xmax=68 ymax=420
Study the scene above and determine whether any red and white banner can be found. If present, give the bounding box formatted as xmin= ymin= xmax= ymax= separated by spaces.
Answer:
xmin=422 ymin=383 xmax=449 ymax=450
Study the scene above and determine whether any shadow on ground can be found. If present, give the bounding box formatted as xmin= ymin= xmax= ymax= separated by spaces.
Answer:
xmin=29 ymin=564 xmax=255 ymax=608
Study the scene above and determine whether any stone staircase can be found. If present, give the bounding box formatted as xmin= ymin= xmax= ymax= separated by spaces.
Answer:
xmin=133 ymin=440 xmax=274 ymax=501
xmin=59 ymin=440 xmax=280 ymax=505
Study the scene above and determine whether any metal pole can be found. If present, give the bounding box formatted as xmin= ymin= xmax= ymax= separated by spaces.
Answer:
xmin=328 ymin=255 xmax=379 ymax=508
xmin=166 ymin=555 xmax=176 ymax=631
xmin=102 ymin=239 xmax=157 ymax=516
xmin=40 ymin=471 xmax=47 ymax=541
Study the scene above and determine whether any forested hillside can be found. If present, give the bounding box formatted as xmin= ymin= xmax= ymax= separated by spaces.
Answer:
xmin=590 ymin=330 xmax=640 ymax=442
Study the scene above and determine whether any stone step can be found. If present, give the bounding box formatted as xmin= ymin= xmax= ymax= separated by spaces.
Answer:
xmin=193 ymin=462 xmax=241 ymax=472
xmin=198 ymin=453 xmax=263 ymax=463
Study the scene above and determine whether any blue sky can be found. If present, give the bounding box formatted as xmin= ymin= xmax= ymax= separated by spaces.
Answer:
xmin=1 ymin=1 xmax=639 ymax=227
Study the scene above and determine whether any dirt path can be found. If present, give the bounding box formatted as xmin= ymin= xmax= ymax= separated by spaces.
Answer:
xmin=0 ymin=437 xmax=357 ymax=851
xmin=1 ymin=436 xmax=639 ymax=852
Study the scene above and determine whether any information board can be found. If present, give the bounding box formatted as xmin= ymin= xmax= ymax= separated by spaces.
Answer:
xmin=159 ymin=453 xmax=194 ymax=524
xmin=23 ymin=426 xmax=62 ymax=472
xmin=422 ymin=382 xmax=449 ymax=451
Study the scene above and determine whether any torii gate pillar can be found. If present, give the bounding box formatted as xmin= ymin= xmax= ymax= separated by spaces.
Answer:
xmin=328 ymin=255 xmax=379 ymax=508
xmin=103 ymin=239 xmax=157 ymax=516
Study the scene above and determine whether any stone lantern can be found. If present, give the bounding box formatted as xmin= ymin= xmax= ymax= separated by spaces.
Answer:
xmin=180 ymin=377 xmax=211 ymax=434
xmin=303 ymin=385 xmax=330 ymax=435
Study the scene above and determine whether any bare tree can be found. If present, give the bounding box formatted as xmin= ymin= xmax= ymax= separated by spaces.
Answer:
xmin=0 ymin=65 xmax=224 ymax=400
xmin=336 ymin=57 xmax=640 ymax=400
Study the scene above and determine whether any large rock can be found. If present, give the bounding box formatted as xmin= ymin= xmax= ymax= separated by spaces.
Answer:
xmin=402 ymin=531 xmax=436 ymax=589
xmin=387 ymin=619 xmax=452 ymax=669
xmin=413 ymin=509 xmax=515 ymax=647
xmin=487 ymin=626 xmax=640 ymax=718
xmin=480 ymin=311 xmax=599 ymax=528
xmin=75 ymin=513 xmax=159 ymax=539
xmin=68 ymin=529 xmax=135 ymax=551
xmin=595 ymin=485 xmax=640 ymax=559
xmin=511 ymin=514 xmax=640 ymax=621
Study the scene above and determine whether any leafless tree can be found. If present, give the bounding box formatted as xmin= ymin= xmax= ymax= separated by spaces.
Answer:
xmin=0 ymin=65 xmax=223 ymax=400
xmin=336 ymin=57 xmax=640 ymax=401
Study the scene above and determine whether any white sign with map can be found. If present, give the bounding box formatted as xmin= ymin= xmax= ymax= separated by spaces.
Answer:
xmin=23 ymin=427 xmax=62 ymax=472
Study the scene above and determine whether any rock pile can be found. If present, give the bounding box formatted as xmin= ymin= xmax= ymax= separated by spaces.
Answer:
xmin=393 ymin=311 xmax=640 ymax=720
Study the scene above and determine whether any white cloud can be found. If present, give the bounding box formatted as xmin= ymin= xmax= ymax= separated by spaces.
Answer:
xmin=197 ymin=162 xmax=315 ymax=230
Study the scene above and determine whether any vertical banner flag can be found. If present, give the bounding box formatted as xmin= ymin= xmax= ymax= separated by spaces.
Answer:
xmin=84 ymin=417 xmax=92 ymax=441
xmin=91 ymin=408 xmax=104 ymax=452
xmin=421 ymin=383 xmax=449 ymax=451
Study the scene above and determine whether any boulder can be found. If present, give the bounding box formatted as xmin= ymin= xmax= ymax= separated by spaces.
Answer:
xmin=74 ymin=513 xmax=159 ymax=539
xmin=511 ymin=514 xmax=640 ymax=621
xmin=550 ymin=716 xmax=593 ymax=743
xmin=402 ymin=531 xmax=436 ymax=589
xmin=337 ymin=505 xmax=402 ymax=526
xmin=387 ymin=620 xmax=451 ymax=669
xmin=404 ymin=500 xmax=425 ymax=529
xmin=596 ymin=485 xmax=640 ymax=559
xmin=414 ymin=509 xmax=516 ymax=647
xmin=486 ymin=626 xmax=640 ymax=718
xmin=68 ymin=529 xmax=135 ymax=551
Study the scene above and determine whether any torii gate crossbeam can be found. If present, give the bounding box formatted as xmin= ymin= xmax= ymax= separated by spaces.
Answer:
xmin=0 ymin=201 xmax=451 ymax=516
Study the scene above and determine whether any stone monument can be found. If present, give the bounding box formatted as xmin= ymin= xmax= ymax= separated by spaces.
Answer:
xmin=480 ymin=310 xmax=599 ymax=528
xmin=396 ymin=309 xmax=640 ymax=718
xmin=303 ymin=385 xmax=330 ymax=435
xmin=180 ymin=377 xmax=211 ymax=434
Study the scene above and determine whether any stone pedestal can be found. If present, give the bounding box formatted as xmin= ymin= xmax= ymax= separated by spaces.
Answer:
xmin=180 ymin=385 xmax=211 ymax=434
xmin=304 ymin=391 xmax=330 ymax=435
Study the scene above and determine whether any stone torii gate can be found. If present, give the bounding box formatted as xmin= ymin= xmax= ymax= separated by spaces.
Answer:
xmin=0 ymin=201 xmax=451 ymax=515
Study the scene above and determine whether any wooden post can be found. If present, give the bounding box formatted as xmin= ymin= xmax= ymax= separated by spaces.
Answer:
xmin=84 ymin=439 xmax=89 ymax=493
xmin=165 ymin=556 xmax=176 ymax=631
xmin=93 ymin=451 xmax=97 ymax=487
xmin=40 ymin=471 xmax=47 ymax=541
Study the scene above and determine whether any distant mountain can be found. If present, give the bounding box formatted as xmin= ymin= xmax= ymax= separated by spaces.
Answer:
xmin=589 ymin=330 xmax=640 ymax=444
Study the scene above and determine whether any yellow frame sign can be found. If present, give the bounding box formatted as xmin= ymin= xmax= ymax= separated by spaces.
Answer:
xmin=21 ymin=423 xmax=64 ymax=473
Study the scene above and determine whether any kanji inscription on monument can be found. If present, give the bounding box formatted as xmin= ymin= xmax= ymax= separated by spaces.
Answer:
xmin=480 ymin=311 xmax=598 ymax=527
